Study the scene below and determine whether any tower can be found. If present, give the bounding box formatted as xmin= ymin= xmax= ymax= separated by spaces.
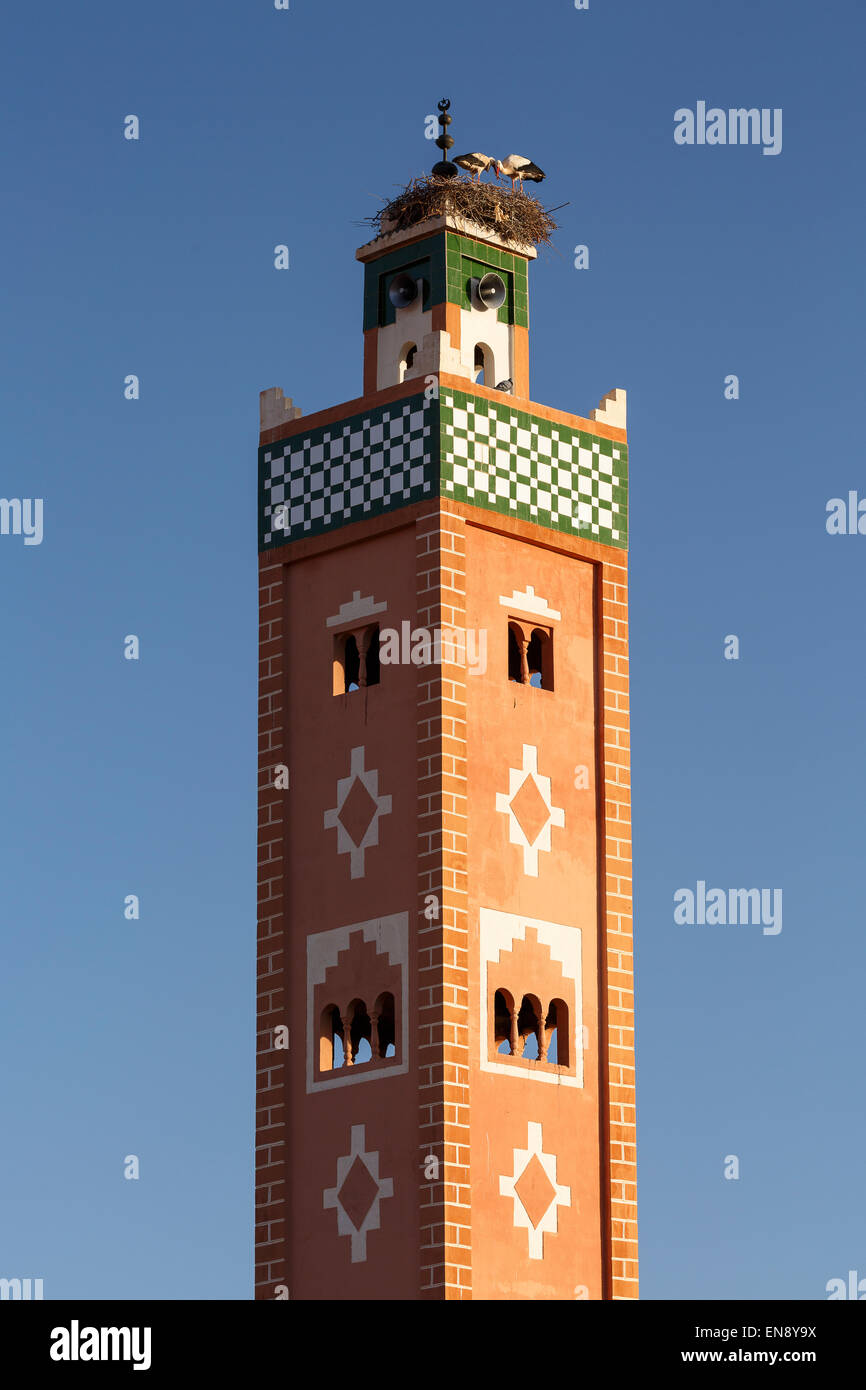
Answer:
xmin=255 ymin=129 xmax=636 ymax=1301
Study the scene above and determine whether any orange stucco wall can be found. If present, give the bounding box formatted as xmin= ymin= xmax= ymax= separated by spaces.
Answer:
xmin=256 ymin=418 xmax=636 ymax=1301
xmin=463 ymin=523 xmax=603 ymax=1298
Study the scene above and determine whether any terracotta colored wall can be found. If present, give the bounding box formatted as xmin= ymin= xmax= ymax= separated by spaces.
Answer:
xmin=255 ymin=450 xmax=636 ymax=1301
xmin=462 ymin=522 xmax=603 ymax=1299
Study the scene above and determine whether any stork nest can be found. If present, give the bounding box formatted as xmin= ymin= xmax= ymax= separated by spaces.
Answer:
xmin=365 ymin=175 xmax=557 ymax=249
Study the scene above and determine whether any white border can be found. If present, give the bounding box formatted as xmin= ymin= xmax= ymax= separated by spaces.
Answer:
xmin=306 ymin=912 xmax=409 ymax=1093
xmin=480 ymin=907 xmax=583 ymax=1088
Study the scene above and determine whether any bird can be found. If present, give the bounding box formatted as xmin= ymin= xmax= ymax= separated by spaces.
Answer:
xmin=496 ymin=154 xmax=545 ymax=192
xmin=495 ymin=378 xmax=514 ymax=393
xmin=453 ymin=152 xmax=497 ymax=182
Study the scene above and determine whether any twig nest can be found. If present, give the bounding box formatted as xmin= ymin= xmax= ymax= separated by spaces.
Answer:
xmin=367 ymin=174 xmax=556 ymax=248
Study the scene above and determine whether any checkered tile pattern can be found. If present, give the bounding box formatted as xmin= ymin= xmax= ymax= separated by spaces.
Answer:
xmin=259 ymin=389 xmax=628 ymax=551
xmin=441 ymin=390 xmax=628 ymax=547
xmin=259 ymin=395 xmax=434 ymax=547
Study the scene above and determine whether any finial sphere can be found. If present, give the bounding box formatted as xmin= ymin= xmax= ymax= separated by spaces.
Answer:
xmin=431 ymin=96 xmax=459 ymax=178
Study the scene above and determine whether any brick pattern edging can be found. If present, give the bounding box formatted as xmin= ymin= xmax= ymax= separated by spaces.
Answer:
xmin=254 ymin=558 xmax=289 ymax=1298
xmin=599 ymin=556 xmax=638 ymax=1298
xmin=416 ymin=509 xmax=472 ymax=1299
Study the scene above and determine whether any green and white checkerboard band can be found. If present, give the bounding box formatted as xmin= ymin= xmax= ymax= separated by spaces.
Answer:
xmin=260 ymin=395 xmax=434 ymax=547
xmin=441 ymin=390 xmax=627 ymax=547
xmin=259 ymin=389 xmax=628 ymax=550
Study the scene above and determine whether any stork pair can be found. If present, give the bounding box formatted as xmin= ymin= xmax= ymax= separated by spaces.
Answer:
xmin=453 ymin=153 xmax=545 ymax=190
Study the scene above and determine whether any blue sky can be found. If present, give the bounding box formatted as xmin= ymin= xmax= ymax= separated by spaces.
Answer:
xmin=1 ymin=0 xmax=863 ymax=1299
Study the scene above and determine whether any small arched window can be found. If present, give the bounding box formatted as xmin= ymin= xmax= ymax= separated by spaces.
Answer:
xmin=517 ymin=994 xmax=543 ymax=1060
xmin=527 ymin=628 xmax=554 ymax=690
xmin=507 ymin=624 xmax=524 ymax=683
xmin=493 ymin=988 xmax=515 ymax=1056
xmin=374 ymin=991 xmax=396 ymax=1059
xmin=364 ymin=625 xmax=380 ymax=687
xmin=319 ymin=1003 xmax=344 ymax=1072
xmin=399 ymin=343 xmax=417 ymax=382
xmin=341 ymin=634 xmax=361 ymax=692
xmin=507 ymin=619 xmax=554 ymax=690
xmin=333 ymin=625 xmax=380 ymax=694
xmin=347 ymin=998 xmax=372 ymax=1065
xmin=545 ymin=999 xmax=569 ymax=1066
xmin=473 ymin=342 xmax=494 ymax=386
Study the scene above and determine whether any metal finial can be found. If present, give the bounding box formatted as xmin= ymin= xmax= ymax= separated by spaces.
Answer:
xmin=431 ymin=96 xmax=458 ymax=179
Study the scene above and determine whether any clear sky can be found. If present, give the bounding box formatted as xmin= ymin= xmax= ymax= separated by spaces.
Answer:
xmin=1 ymin=0 xmax=863 ymax=1300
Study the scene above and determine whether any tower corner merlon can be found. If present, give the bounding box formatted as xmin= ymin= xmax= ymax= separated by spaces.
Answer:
xmin=260 ymin=386 xmax=303 ymax=436
xmin=589 ymin=387 xmax=627 ymax=432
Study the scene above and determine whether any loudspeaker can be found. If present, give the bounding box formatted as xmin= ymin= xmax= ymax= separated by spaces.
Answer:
xmin=476 ymin=272 xmax=506 ymax=310
xmin=388 ymin=273 xmax=419 ymax=309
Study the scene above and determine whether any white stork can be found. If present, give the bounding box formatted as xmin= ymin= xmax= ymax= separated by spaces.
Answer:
xmin=453 ymin=152 xmax=497 ymax=182
xmin=496 ymin=154 xmax=545 ymax=192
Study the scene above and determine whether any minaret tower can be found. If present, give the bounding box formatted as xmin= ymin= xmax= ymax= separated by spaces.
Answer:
xmin=255 ymin=104 xmax=636 ymax=1301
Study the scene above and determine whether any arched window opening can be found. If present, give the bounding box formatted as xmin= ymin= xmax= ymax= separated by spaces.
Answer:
xmin=334 ymin=625 xmax=383 ymax=695
xmin=507 ymin=619 xmax=553 ymax=691
xmin=346 ymin=998 xmax=372 ymax=1065
xmin=494 ymin=988 xmax=514 ymax=1056
xmin=517 ymin=994 xmax=542 ymax=1060
xmin=374 ymin=991 xmax=396 ymax=1059
xmin=363 ymin=625 xmax=380 ymax=688
xmin=527 ymin=628 xmax=554 ymax=690
xmin=526 ymin=630 xmax=543 ymax=687
xmin=473 ymin=342 xmax=494 ymax=386
xmin=319 ymin=1003 xmax=344 ymax=1072
xmin=334 ymin=634 xmax=357 ymax=695
xmin=507 ymin=623 xmax=524 ymax=683
xmin=545 ymin=999 xmax=569 ymax=1066
xmin=343 ymin=634 xmax=361 ymax=692
xmin=398 ymin=342 xmax=418 ymax=382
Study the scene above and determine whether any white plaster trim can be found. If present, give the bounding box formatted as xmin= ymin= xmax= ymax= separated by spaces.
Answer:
xmin=323 ymin=1124 xmax=394 ymax=1263
xmin=356 ymin=214 xmax=538 ymax=262
xmin=499 ymin=585 xmax=561 ymax=622
xmin=495 ymin=743 xmax=565 ymax=877
xmin=375 ymin=291 xmax=434 ymax=392
xmin=323 ymin=746 xmax=392 ymax=879
xmin=406 ymin=329 xmax=469 ymax=384
xmin=499 ymin=1121 xmax=571 ymax=1260
xmin=326 ymin=590 xmax=388 ymax=628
